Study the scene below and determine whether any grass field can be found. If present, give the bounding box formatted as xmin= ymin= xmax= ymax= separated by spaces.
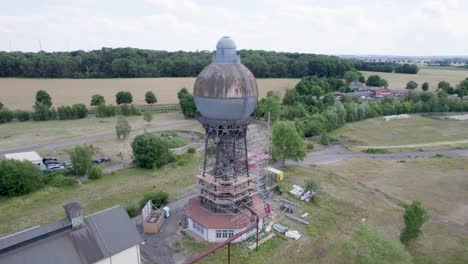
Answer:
xmin=331 ymin=114 xmax=468 ymax=150
xmin=318 ymin=157 xmax=468 ymax=226
xmin=0 ymin=78 xmax=300 ymax=110
xmin=362 ymin=68 xmax=468 ymax=90
xmin=0 ymin=112 xmax=197 ymax=151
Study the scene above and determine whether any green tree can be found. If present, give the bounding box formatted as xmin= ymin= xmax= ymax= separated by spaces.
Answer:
xmin=0 ymin=108 xmax=14 ymax=123
xmin=284 ymin=102 xmax=307 ymax=120
xmin=344 ymin=71 xmax=359 ymax=85
xmin=272 ymin=121 xmax=306 ymax=166
xmin=421 ymin=82 xmax=429 ymax=91
xmin=0 ymin=159 xmax=44 ymax=196
xmin=139 ymin=190 xmax=169 ymax=209
xmin=35 ymin=90 xmax=52 ymax=107
xmin=91 ymin=94 xmax=105 ymax=106
xmin=257 ymin=95 xmax=282 ymax=121
xmin=0 ymin=101 xmax=4 ymax=110
xmin=406 ymin=81 xmax=418 ymax=90
xmin=143 ymin=111 xmax=153 ymax=124
xmin=322 ymin=93 xmax=335 ymax=106
xmin=68 ymin=145 xmax=93 ymax=176
xmin=32 ymin=102 xmax=55 ymax=121
xmin=116 ymin=117 xmax=131 ymax=139
xmin=400 ymin=201 xmax=429 ymax=244
xmin=115 ymin=91 xmax=133 ymax=104
xmin=340 ymin=224 xmax=413 ymax=264
xmin=145 ymin=91 xmax=157 ymax=104
xmin=366 ymin=75 xmax=381 ymax=86
xmin=131 ymin=132 xmax=174 ymax=169
xmin=178 ymin=90 xmax=197 ymax=118
xmin=379 ymin=78 xmax=389 ymax=88
xmin=88 ymin=165 xmax=102 ymax=180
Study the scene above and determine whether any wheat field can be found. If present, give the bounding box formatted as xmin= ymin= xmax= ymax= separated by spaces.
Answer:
xmin=0 ymin=78 xmax=300 ymax=110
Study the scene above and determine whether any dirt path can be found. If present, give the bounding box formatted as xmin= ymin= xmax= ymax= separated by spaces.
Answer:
xmin=288 ymin=145 xmax=468 ymax=165
xmin=0 ymin=120 xmax=195 ymax=155
xmin=356 ymin=139 xmax=468 ymax=149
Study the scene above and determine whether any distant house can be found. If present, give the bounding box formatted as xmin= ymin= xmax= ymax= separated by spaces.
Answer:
xmin=0 ymin=203 xmax=143 ymax=264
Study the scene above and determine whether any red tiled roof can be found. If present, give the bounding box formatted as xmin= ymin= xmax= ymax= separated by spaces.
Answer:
xmin=186 ymin=196 xmax=266 ymax=229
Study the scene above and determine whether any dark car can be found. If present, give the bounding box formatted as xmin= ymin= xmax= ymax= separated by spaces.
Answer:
xmin=93 ymin=157 xmax=111 ymax=164
xmin=44 ymin=160 xmax=61 ymax=166
xmin=43 ymin=157 xmax=58 ymax=163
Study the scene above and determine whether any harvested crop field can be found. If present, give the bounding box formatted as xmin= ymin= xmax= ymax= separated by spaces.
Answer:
xmin=0 ymin=78 xmax=300 ymax=110
xmin=362 ymin=68 xmax=468 ymax=90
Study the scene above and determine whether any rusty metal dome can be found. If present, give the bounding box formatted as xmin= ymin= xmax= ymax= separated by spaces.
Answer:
xmin=194 ymin=36 xmax=258 ymax=120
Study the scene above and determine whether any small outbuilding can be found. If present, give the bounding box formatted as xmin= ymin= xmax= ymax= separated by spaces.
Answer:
xmin=4 ymin=151 xmax=43 ymax=166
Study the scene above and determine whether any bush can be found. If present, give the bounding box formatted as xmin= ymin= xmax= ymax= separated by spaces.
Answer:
xmin=68 ymin=145 xmax=93 ymax=176
xmin=126 ymin=205 xmax=140 ymax=218
xmin=15 ymin=110 xmax=31 ymax=121
xmin=400 ymin=201 xmax=429 ymax=244
xmin=139 ymin=190 xmax=169 ymax=209
xmin=33 ymin=102 xmax=56 ymax=121
xmin=306 ymin=141 xmax=315 ymax=150
xmin=35 ymin=90 xmax=52 ymax=106
xmin=115 ymin=91 xmax=133 ymax=104
xmin=0 ymin=108 xmax=14 ymax=123
xmin=187 ymin=147 xmax=197 ymax=154
xmin=0 ymin=159 xmax=44 ymax=196
xmin=363 ymin=148 xmax=389 ymax=154
xmin=320 ymin=133 xmax=330 ymax=145
xmin=46 ymin=174 xmax=78 ymax=188
xmin=305 ymin=179 xmax=319 ymax=193
xmin=88 ymin=165 xmax=103 ymax=180
xmin=131 ymin=132 xmax=174 ymax=169
xmin=178 ymin=89 xmax=197 ymax=118
xmin=91 ymin=94 xmax=105 ymax=106
xmin=143 ymin=111 xmax=153 ymax=123
xmin=116 ymin=117 xmax=131 ymax=139
xmin=119 ymin=104 xmax=139 ymax=116
xmin=97 ymin=104 xmax=117 ymax=117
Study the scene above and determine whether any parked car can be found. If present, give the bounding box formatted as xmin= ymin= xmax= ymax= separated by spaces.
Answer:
xmin=47 ymin=164 xmax=64 ymax=171
xmin=44 ymin=160 xmax=61 ymax=166
xmin=43 ymin=157 xmax=58 ymax=163
xmin=93 ymin=157 xmax=111 ymax=164
xmin=62 ymin=161 xmax=73 ymax=170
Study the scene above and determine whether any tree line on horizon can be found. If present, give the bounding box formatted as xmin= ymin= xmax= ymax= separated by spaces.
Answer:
xmin=0 ymin=48 xmax=357 ymax=79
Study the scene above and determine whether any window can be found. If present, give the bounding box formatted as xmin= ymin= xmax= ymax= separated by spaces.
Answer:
xmin=216 ymin=229 xmax=234 ymax=239
xmin=192 ymin=221 xmax=204 ymax=234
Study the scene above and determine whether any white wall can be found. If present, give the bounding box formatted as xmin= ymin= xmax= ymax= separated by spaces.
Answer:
xmin=187 ymin=217 xmax=264 ymax=243
xmin=94 ymin=245 xmax=141 ymax=264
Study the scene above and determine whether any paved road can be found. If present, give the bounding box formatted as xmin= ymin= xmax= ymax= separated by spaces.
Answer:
xmin=287 ymin=145 xmax=468 ymax=166
xmin=0 ymin=120 xmax=195 ymax=155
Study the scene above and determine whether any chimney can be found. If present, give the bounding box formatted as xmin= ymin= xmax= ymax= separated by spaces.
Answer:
xmin=64 ymin=202 xmax=84 ymax=228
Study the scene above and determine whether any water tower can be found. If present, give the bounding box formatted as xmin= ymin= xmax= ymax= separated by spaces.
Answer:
xmin=185 ymin=36 xmax=267 ymax=243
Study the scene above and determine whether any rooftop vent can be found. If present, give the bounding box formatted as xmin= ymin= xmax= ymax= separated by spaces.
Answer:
xmin=64 ymin=202 xmax=84 ymax=228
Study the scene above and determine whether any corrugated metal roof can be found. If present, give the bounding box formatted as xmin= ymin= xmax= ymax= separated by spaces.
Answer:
xmin=4 ymin=151 xmax=42 ymax=162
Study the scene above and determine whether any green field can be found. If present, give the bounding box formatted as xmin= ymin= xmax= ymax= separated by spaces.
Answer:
xmin=362 ymin=68 xmax=468 ymax=90
xmin=332 ymin=114 xmax=468 ymax=150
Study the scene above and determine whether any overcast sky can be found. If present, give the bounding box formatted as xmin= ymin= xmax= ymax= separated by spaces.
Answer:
xmin=1 ymin=0 xmax=467 ymax=56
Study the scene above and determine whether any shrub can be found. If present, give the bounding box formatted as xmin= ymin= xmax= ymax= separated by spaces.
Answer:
xmin=143 ymin=111 xmax=153 ymax=123
xmin=88 ymin=165 xmax=103 ymax=180
xmin=126 ymin=205 xmax=140 ymax=218
xmin=363 ymin=148 xmax=389 ymax=154
xmin=119 ymin=104 xmax=139 ymax=116
xmin=131 ymin=132 xmax=174 ymax=169
xmin=68 ymin=145 xmax=93 ymax=176
xmin=35 ymin=90 xmax=52 ymax=107
xmin=0 ymin=159 xmax=44 ymax=196
xmin=400 ymin=201 xmax=429 ymax=244
xmin=115 ymin=91 xmax=133 ymax=104
xmin=73 ymin=104 xmax=87 ymax=118
xmin=306 ymin=141 xmax=315 ymax=150
xmin=320 ymin=133 xmax=330 ymax=145
xmin=187 ymin=147 xmax=197 ymax=154
xmin=305 ymin=179 xmax=319 ymax=193
xmin=97 ymin=104 xmax=117 ymax=117
xmin=91 ymin=94 xmax=105 ymax=106
xmin=15 ymin=110 xmax=31 ymax=121
xmin=139 ymin=190 xmax=169 ymax=209
xmin=33 ymin=102 xmax=55 ymax=121
xmin=116 ymin=117 xmax=131 ymax=139
xmin=46 ymin=174 xmax=78 ymax=188
xmin=178 ymin=89 xmax=197 ymax=118
xmin=0 ymin=108 xmax=14 ymax=123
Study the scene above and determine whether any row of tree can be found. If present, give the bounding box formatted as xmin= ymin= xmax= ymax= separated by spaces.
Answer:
xmin=0 ymin=48 xmax=354 ymax=78
xmin=353 ymin=61 xmax=419 ymax=74
xmin=404 ymin=78 xmax=468 ymax=97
